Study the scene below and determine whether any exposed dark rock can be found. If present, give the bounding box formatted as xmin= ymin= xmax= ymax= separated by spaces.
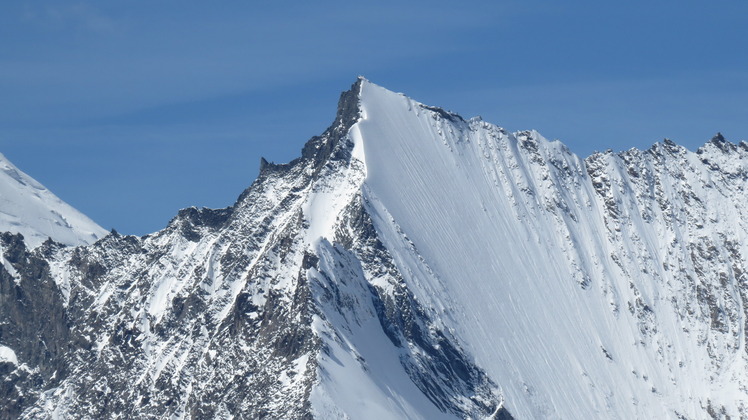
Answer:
xmin=418 ymin=104 xmax=466 ymax=124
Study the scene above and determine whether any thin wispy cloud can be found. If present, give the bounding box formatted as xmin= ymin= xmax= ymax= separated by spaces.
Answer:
xmin=21 ymin=1 xmax=118 ymax=34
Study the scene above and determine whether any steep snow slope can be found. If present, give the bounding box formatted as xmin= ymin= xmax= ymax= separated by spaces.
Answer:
xmin=357 ymin=80 xmax=748 ymax=418
xmin=0 ymin=153 xmax=106 ymax=248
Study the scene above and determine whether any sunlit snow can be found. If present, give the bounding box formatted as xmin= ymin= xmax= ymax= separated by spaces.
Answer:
xmin=0 ymin=153 xmax=107 ymax=248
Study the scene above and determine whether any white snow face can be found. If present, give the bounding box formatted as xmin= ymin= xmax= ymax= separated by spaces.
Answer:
xmin=354 ymin=79 xmax=748 ymax=419
xmin=0 ymin=153 xmax=107 ymax=248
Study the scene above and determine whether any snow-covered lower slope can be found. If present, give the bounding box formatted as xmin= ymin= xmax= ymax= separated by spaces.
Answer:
xmin=2 ymin=78 xmax=748 ymax=419
xmin=0 ymin=153 xmax=106 ymax=248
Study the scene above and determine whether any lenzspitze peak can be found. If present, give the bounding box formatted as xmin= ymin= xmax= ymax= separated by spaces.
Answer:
xmin=2 ymin=79 xmax=748 ymax=419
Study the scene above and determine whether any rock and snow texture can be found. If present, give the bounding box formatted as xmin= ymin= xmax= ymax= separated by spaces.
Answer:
xmin=0 ymin=153 xmax=106 ymax=248
xmin=1 ymin=78 xmax=748 ymax=419
xmin=0 ymin=80 xmax=499 ymax=419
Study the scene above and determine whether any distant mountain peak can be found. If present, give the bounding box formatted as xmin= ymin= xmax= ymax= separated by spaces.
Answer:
xmin=0 ymin=153 xmax=106 ymax=248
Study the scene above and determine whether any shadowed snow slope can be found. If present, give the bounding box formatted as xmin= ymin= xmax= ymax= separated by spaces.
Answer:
xmin=0 ymin=153 xmax=106 ymax=248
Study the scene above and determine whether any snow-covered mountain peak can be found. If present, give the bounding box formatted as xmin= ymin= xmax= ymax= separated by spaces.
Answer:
xmin=0 ymin=153 xmax=43 ymax=189
xmin=699 ymin=131 xmax=741 ymax=155
xmin=0 ymin=153 xmax=107 ymax=248
xmin=4 ymin=78 xmax=748 ymax=419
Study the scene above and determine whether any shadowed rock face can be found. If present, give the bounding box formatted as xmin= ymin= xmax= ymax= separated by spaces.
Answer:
xmin=0 ymin=234 xmax=71 ymax=419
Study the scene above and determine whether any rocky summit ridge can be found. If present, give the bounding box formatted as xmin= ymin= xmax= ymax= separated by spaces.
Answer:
xmin=2 ymin=78 xmax=748 ymax=419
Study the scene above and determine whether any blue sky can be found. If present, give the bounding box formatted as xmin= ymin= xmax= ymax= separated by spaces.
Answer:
xmin=1 ymin=0 xmax=747 ymax=235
